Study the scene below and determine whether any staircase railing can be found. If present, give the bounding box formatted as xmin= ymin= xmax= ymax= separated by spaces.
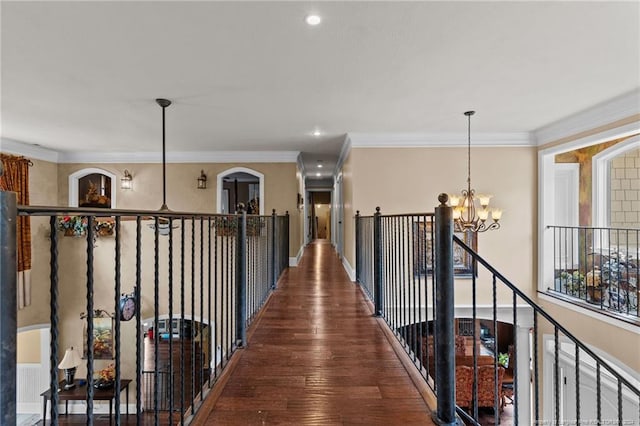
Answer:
xmin=0 ymin=192 xmax=289 ymax=425
xmin=355 ymin=198 xmax=640 ymax=426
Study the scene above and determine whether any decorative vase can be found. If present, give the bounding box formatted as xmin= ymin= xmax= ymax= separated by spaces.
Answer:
xmin=587 ymin=286 xmax=604 ymax=303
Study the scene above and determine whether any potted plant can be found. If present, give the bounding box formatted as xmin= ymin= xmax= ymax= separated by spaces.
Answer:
xmin=559 ymin=271 xmax=585 ymax=297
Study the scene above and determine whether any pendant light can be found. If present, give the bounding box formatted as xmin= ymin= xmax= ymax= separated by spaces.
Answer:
xmin=449 ymin=111 xmax=502 ymax=232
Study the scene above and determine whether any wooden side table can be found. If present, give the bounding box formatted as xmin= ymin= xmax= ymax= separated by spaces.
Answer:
xmin=40 ymin=379 xmax=130 ymax=424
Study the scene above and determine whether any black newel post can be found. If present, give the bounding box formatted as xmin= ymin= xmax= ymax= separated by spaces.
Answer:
xmin=284 ymin=211 xmax=290 ymax=270
xmin=434 ymin=194 xmax=457 ymax=425
xmin=0 ymin=191 xmax=17 ymax=426
xmin=373 ymin=207 xmax=383 ymax=317
xmin=236 ymin=205 xmax=247 ymax=348
xmin=355 ymin=211 xmax=361 ymax=283
xmin=271 ymin=209 xmax=277 ymax=289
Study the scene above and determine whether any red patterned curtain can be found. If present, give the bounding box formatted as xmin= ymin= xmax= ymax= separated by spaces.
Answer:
xmin=0 ymin=153 xmax=32 ymax=309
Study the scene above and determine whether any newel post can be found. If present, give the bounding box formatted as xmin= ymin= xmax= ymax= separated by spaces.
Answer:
xmin=0 ymin=190 xmax=17 ymax=425
xmin=434 ymin=194 xmax=457 ymax=425
xmin=235 ymin=205 xmax=247 ymax=348
xmin=355 ymin=211 xmax=361 ymax=283
xmin=284 ymin=211 xmax=290 ymax=269
xmin=271 ymin=209 xmax=277 ymax=289
xmin=373 ymin=207 xmax=383 ymax=317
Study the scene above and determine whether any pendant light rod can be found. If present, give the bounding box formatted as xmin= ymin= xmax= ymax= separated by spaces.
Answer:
xmin=156 ymin=98 xmax=171 ymax=211
xmin=464 ymin=110 xmax=474 ymax=195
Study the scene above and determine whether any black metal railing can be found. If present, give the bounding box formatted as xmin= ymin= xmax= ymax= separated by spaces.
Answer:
xmin=548 ymin=225 xmax=639 ymax=319
xmin=1 ymin=195 xmax=289 ymax=425
xmin=355 ymin=209 xmax=436 ymax=382
xmin=355 ymin=203 xmax=640 ymax=426
xmin=456 ymin=234 xmax=640 ymax=426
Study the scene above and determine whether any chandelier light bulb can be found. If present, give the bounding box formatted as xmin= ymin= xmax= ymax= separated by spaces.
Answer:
xmin=477 ymin=194 xmax=492 ymax=207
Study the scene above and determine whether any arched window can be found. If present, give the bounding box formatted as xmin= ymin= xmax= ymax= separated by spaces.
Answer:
xmin=592 ymin=135 xmax=640 ymax=228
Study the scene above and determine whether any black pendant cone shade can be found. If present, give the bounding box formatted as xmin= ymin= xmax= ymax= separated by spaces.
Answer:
xmin=156 ymin=98 xmax=171 ymax=211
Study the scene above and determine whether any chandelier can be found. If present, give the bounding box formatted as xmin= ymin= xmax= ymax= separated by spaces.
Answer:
xmin=449 ymin=111 xmax=502 ymax=233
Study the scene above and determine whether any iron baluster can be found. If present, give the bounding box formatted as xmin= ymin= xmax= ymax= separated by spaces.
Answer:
xmin=86 ymin=216 xmax=95 ymax=425
xmin=48 ymin=215 xmax=59 ymax=424
xmin=168 ymin=218 xmax=174 ymax=423
xmin=153 ymin=217 xmax=160 ymax=424
xmin=135 ymin=217 xmax=142 ymax=426
xmin=114 ymin=216 xmax=122 ymax=425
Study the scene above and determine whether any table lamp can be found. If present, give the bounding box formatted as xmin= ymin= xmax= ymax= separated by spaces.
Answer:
xmin=58 ymin=347 xmax=81 ymax=389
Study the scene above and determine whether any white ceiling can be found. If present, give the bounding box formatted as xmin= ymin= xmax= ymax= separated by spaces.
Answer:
xmin=1 ymin=1 xmax=639 ymax=180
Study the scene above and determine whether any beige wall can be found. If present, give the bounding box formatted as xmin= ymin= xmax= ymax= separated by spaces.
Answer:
xmin=17 ymin=158 xmax=59 ymax=328
xmin=17 ymin=329 xmax=41 ymax=363
xmin=538 ymin=302 xmax=639 ymax=372
xmin=343 ymin=146 xmax=537 ymax=296
xmin=341 ymin=150 xmax=355 ymax=271
xmin=15 ymin=159 xmax=301 ymax=396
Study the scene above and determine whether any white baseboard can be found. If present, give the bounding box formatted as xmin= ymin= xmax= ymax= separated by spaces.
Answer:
xmin=289 ymin=245 xmax=304 ymax=267
xmin=50 ymin=402 xmax=136 ymax=415
xmin=342 ymin=257 xmax=355 ymax=281
xmin=17 ymin=403 xmax=40 ymax=414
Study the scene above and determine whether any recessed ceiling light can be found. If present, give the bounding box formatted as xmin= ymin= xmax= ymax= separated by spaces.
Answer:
xmin=312 ymin=129 xmax=321 ymax=137
xmin=317 ymin=164 xmax=323 ymax=168
xmin=306 ymin=15 xmax=321 ymax=26
xmin=316 ymin=172 xmax=321 ymax=177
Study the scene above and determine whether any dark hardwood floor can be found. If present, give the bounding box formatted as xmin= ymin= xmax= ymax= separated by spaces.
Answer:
xmin=200 ymin=240 xmax=435 ymax=425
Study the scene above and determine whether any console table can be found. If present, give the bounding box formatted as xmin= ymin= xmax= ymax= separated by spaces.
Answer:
xmin=40 ymin=379 xmax=130 ymax=424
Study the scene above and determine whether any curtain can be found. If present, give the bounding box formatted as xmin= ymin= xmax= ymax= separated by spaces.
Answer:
xmin=0 ymin=153 xmax=32 ymax=309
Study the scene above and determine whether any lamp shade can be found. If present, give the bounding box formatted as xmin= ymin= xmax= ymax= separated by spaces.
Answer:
xmin=58 ymin=347 xmax=82 ymax=369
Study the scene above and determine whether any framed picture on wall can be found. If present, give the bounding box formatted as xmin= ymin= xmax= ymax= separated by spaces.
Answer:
xmin=412 ymin=219 xmax=477 ymax=277
xmin=83 ymin=317 xmax=114 ymax=359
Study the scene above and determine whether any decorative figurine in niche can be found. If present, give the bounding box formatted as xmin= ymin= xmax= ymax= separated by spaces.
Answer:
xmin=78 ymin=174 xmax=111 ymax=208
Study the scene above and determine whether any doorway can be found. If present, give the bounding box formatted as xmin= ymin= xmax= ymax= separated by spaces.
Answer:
xmin=309 ymin=191 xmax=331 ymax=240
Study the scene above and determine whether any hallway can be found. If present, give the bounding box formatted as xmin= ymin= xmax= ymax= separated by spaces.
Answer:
xmin=199 ymin=240 xmax=434 ymax=425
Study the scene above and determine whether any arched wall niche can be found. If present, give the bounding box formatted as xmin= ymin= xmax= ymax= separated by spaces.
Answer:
xmin=68 ymin=168 xmax=117 ymax=208
xmin=216 ymin=167 xmax=264 ymax=214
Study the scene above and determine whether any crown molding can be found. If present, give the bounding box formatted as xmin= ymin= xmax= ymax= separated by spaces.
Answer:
xmin=57 ymin=150 xmax=299 ymax=164
xmin=347 ymin=132 xmax=532 ymax=148
xmin=0 ymin=138 xmax=60 ymax=163
xmin=296 ymin=153 xmax=306 ymax=176
xmin=336 ymin=134 xmax=352 ymax=174
xmin=534 ymin=88 xmax=640 ymax=146
xmin=1 ymin=138 xmax=300 ymax=164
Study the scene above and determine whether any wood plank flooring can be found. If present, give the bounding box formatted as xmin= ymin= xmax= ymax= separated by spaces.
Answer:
xmin=201 ymin=240 xmax=435 ymax=425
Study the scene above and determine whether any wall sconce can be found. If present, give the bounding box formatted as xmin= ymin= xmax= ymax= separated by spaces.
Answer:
xmin=58 ymin=346 xmax=82 ymax=389
xmin=121 ymin=170 xmax=133 ymax=190
xmin=197 ymin=170 xmax=207 ymax=189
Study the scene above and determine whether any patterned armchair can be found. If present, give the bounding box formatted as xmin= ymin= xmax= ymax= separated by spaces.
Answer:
xmin=455 ymin=335 xmax=467 ymax=356
xmin=477 ymin=364 xmax=505 ymax=412
xmin=455 ymin=365 xmax=474 ymax=410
